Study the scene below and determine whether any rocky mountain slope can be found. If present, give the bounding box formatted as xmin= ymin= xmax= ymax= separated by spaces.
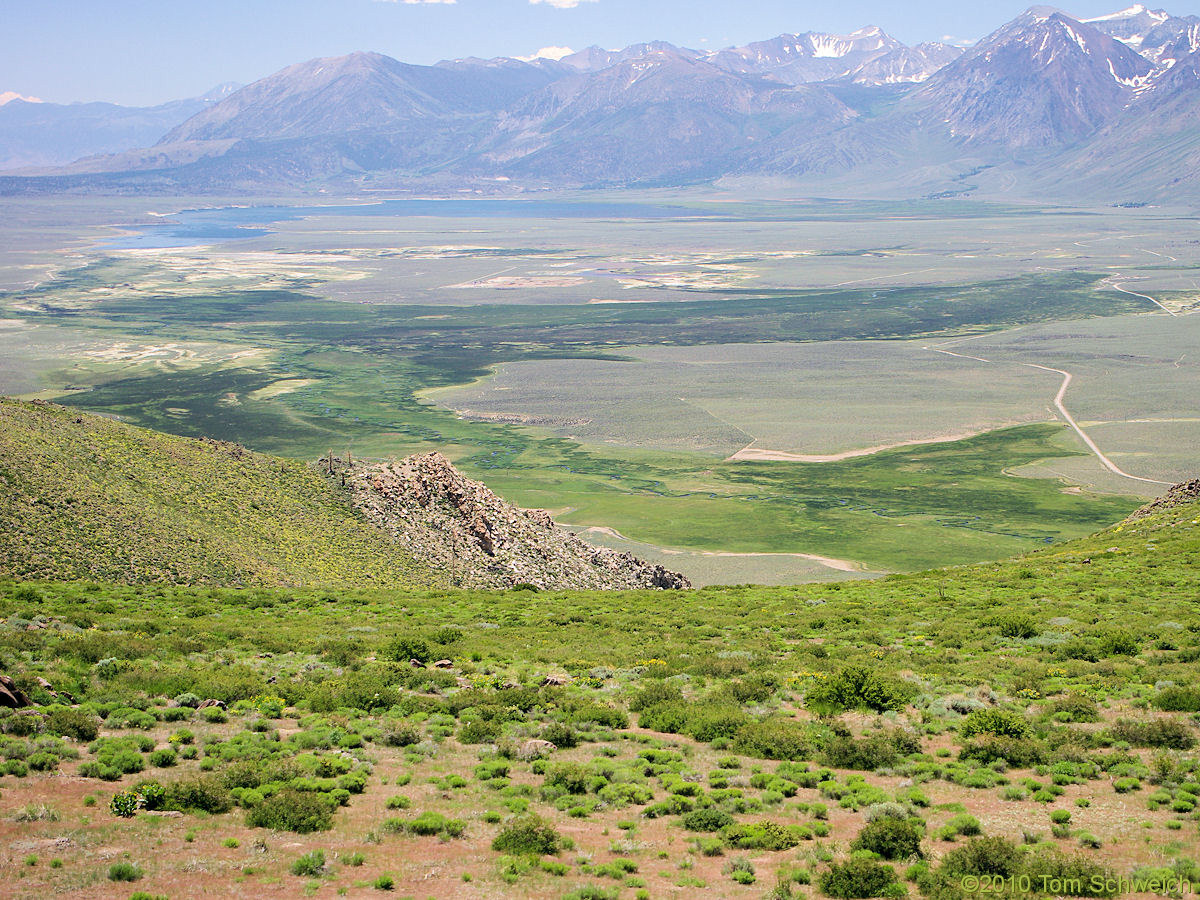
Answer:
xmin=335 ymin=452 xmax=689 ymax=591
xmin=0 ymin=398 xmax=686 ymax=591
xmin=8 ymin=6 xmax=1200 ymax=200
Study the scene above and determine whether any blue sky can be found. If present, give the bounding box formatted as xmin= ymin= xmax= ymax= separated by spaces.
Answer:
xmin=6 ymin=0 xmax=1200 ymax=105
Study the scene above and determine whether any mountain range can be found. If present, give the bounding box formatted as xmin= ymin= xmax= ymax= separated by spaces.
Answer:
xmin=4 ymin=5 xmax=1200 ymax=202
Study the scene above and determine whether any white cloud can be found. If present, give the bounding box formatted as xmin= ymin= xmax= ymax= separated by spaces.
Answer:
xmin=517 ymin=45 xmax=576 ymax=61
xmin=530 ymin=0 xmax=597 ymax=8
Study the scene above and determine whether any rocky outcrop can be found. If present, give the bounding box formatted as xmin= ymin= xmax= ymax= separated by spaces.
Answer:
xmin=0 ymin=674 xmax=32 ymax=708
xmin=327 ymin=451 xmax=690 ymax=591
xmin=1128 ymin=479 xmax=1200 ymax=520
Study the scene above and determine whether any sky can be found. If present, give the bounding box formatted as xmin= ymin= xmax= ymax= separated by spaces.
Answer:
xmin=6 ymin=0 xmax=1200 ymax=106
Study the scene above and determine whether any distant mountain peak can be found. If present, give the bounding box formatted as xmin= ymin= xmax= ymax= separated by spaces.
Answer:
xmin=1083 ymin=4 xmax=1170 ymax=25
xmin=0 ymin=91 xmax=43 ymax=106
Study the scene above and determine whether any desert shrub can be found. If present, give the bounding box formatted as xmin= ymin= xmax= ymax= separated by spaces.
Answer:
xmin=629 ymin=682 xmax=684 ymax=712
xmin=939 ymin=837 xmax=1024 ymax=878
xmin=107 ymin=861 xmax=142 ymax=882
xmin=290 ymin=850 xmax=325 ymax=877
xmin=824 ymin=729 xmax=919 ymax=770
xmin=491 ymin=815 xmax=564 ymax=855
xmin=458 ymin=719 xmax=501 ymax=744
xmin=806 ymin=666 xmax=912 ymax=714
xmin=164 ymin=775 xmax=232 ymax=814
xmin=384 ymin=635 xmax=430 ymax=663
xmin=637 ymin=702 xmax=689 ymax=734
xmin=732 ymin=719 xmax=810 ymax=760
xmin=960 ymin=735 xmax=1045 ymax=768
xmin=246 ymin=789 xmax=333 ymax=833
xmin=1048 ymin=695 xmax=1100 ymax=723
xmin=819 ymin=858 xmax=898 ymax=898
xmin=43 ymin=706 xmax=99 ymax=742
xmin=541 ymin=722 xmax=579 ymax=749
xmin=406 ymin=811 xmax=466 ymax=838
xmin=1022 ymin=849 xmax=1117 ymax=896
xmin=380 ymin=723 xmax=420 ymax=747
xmin=682 ymin=807 xmax=734 ymax=832
xmin=1153 ymin=686 xmax=1200 ymax=713
xmin=723 ymin=821 xmax=804 ymax=851
xmin=960 ymin=709 xmax=1032 ymax=740
xmin=996 ymin=614 xmax=1039 ymax=639
xmin=148 ymin=748 xmax=177 ymax=768
xmin=852 ymin=817 xmax=924 ymax=860
xmin=684 ymin=703 xmax=753 ymax=742
xmin=1110 ymin=719 xmax=1195 ymax=750
xmin=1095 ymin=630 xmax=1139 ymax=657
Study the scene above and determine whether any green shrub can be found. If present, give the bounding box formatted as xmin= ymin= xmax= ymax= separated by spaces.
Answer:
xmin=107 ymin=861 xmax=142 ymax=882
xmin=385 ymin=635 xmax=430 ymax=663
xmin=163 ymin=775 xmax=232 ymax=814
xmin=109 ymin=790 xmax=139 ymax=818
xmin=723 ymin=820 xmax=804 ymax=851
xmin=492 ymin=815 xmax=565 ymax=855
xmin=246 ymin=790 xmax=333 ymax=833
xmin=732 ymin=719 xmax=810 ymax=760
xmin=406 ymin=811 xmax=466 ymax=838
xmin=819 ymin=858 xmax=898 ymax=898
xmin=1110 ymin=719 xmax=1195 ymax=750
xmin=852 ymin=817 xmax=924 ymax=860
xmin=806 ymin=666 xmax=912 ymax=714
xmin=44 ymin=706 xmax=99 ymax=742
xmin=1152 ymin=686 xmax=1200 ymax=713
xmin=996 ymin=614 xmax=1039 ymax=639
xmin=960 ymin=709 xmax=1032 ymax=740
xmin=289 ymin=850 xmax=325 ymax=877
xmin=682 ymin=807 xmax=734 ymax=832
xmin=373 ymin=874 xmax=394 ymax=891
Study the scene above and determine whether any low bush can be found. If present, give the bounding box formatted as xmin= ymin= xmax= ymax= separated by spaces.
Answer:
xmin=492 ymin=815 xmax=565 ymax=855
xmin=960 ymin=709 xmax=1032 ymax=740
xmin=819 ymin=858 xmax=898 ymax=898
xmin=163 ymin=775 xmax=232 ymax=814
xmin=289 ymin=849 xmax=325 ymax=877
xmin=852 ymin=817 xmax=924 ymax=860
xmin=245 ymin=790 xmax=333 ymax=833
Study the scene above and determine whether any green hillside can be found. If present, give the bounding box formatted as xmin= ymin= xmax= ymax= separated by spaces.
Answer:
xmin=0 ymin=397 xmax=437 ymax=587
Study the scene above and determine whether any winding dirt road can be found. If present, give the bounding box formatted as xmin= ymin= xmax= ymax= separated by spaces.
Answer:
xmin=928 ymin=337 xmax=1173 ymax=487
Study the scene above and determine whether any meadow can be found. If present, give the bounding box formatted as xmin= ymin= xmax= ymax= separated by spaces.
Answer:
xmin=1 ymin=486 xmax=1199 ymax=898
xmin=1 ymin=194 xmax=1197 ymax=580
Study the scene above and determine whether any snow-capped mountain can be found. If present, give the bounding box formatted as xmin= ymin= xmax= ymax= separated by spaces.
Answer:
xmin=911 ymin=7 xmax=1153 ymax=147
xmin=1083 ymin=4 xmax=1200 ymax=74
xmin=710 ymin=27 xmax=927 ymax=85
xmin=12 ymin=5 xmax=1200 ymax=201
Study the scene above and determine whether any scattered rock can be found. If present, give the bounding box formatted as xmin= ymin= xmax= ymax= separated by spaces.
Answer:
xmin=409 ymin=659 xmax=425 ymax=669
xmin=1128 ymin=479 xmax=1200 ymax=520
xmin=432 ymin=659 xmax=453 ymax=669
xmin=329 ymin=452 xmax=690 ymax=591
xmin=0 ymin=674 xmax=31 ymax=708
xmin=197 ymin=699 xmax=227 ymax=710
xmin=542 ymin=674 xmax=571 ymax=687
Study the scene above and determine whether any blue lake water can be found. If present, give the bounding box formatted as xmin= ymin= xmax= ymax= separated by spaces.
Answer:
xmin=106 ymin=198 xmax=717 ymax=250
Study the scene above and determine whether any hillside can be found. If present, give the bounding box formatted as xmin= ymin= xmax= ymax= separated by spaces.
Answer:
xmin=0 ymin=470 xmax=1197 ymax=896
xmin=0 ymin=399 xmax=685 ymax=590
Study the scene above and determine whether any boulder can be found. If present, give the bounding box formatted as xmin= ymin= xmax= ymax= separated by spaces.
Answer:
xmin=542 ymin=674 xmax=571 ymax=687
xmin=409 ymin=659 xmax=425 ymax=669
xmin=433 ymin=659 xmax=453 ymax=669
xmin=518 ymin=739 xmax=556 ymax=760
xmin=0 ymin=674 xmax=31 ymax=708
xmin=197 ymin=699 xmax=227 ymax=710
